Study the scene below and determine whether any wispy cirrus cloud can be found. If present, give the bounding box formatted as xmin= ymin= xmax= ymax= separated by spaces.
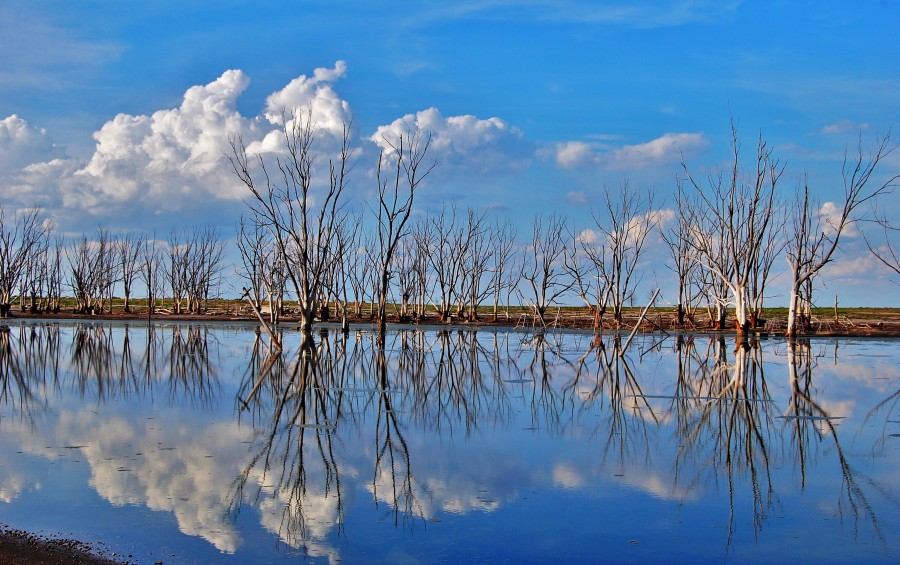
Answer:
xmin=403 ymin=0 xmax=742 ymax=28
xmin=0 ymin=2 xmax=120 ymax=90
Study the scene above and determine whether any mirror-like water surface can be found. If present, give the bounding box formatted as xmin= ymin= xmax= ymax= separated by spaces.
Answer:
xmin=0 ymin=321 xmax=898 ymax=563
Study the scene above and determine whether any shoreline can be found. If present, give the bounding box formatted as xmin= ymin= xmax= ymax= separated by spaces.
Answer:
xmin=2 ymin=306 xmax=900 ymax=339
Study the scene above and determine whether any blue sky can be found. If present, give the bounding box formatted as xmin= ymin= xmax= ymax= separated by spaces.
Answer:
xmin=1 ymin=0 xmax=898 ymax=305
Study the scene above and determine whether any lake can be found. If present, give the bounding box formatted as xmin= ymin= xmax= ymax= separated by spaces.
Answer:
xmin=1 ymin=321 xmax=898 ymax=563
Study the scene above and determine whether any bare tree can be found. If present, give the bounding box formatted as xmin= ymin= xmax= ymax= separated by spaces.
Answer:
xmin=661 ymin=191 xmax=702 ymax=327
xmin=785 ymin=132 xmax=897 ymax=336
xmin=140 ymin=236 xmax=163 ymax=317
xmin=410 ymin=219 xmax=434 ymax=321
xmin=391 ymin=235 xmax=420 ymax=323
xmin=32 ymin=236 xmax=64 ymax=314
xmin=488 ymin=218 xmax=517 ymax=322
xmin=347 ymin=227 xmax=377 ymax=318
xmin=67 ymin=229 xmax=117 ymax=315
xmin=518 ymin=214 xmax=574 ymax=327
xmin=564 ymin=229 xmax=608 ymax=330
xmin=459 ymin=209 xmax=493 ymax=321
xmin=373 ymin=128 xmax=435 ymax=334
xmin=117 ymin=233 xmax=144 ymax=313
xmin=188 ymin=227 xmax=226 ymax=313
xmin=681 ymin=126 xmax=783 ymax=334
xmin=229 ymin=108 xmax=353 ymax=334
xmin=422 ymin=206 xmax=465 ymax=323
xmin=585 ymin=183 xmax=659 ymax=329
xmin=0 ymin=207 xmax=47 ymax=317
xmin=165 ymin=230 xmax=190 ymax=314
xmin=236 ymin=215 xmax=269 ymax=312
xmin=329 ymin=214 xmax=360 ymax=330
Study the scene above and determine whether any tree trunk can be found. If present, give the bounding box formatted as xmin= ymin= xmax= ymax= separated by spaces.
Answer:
xmin=786 ymin=281 xmax=800 ymax=337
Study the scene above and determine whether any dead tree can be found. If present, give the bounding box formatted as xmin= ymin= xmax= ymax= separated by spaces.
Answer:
xmin=681 ymin=125 xmax=783 ymax=334
xmin=165 ymin=230 xmax=191 ymax=314
xmin=229 ymin=109 xmax=353 ymax=334
xmin=27 ymin=236 xmax=63 ymax=314
xmin=347 ymin=225 xmax=376 ymax=318
xmin=373 ymin=128 xmax=435 ymax=334
xmin=166 ymin=227 xmax=225 ymax=314
xmin=117 ymin=233 xmax=144 ymax=313
xmin=564 ymin=229 xmax=608 ymax=330
xmin=236 ymin=215 xmax=268 ymax=312
xmin=786 ymin=132 xmax=897 ymax=337
xmin=488 ymin=218 xmax=517 ymax=322
xmin=0 ymin=207 xmax=47 ymax=317
xmin=330 ymin=214 xmax=359 ymax=329
xmin=422 ymin=206 xmax=465 ymax=322
xmin=518 ymin=214 xmax=574 ymax=327
xmin=391 ymin=235 xmax=419 ymax=323
xmin=661 ymin=190 xmax=702 ymax=327
xmin=587 ymin=183 xmax=659 ymax=329
xmin=459 ymin=209 xmax=493 ymax=321
xmin=410 ymin=219 xmax=433 ymax=321
xmin=140 ymin=236 xmax=163 ymax=317
xmin=66 ymin=229 xmax=117 ymax=315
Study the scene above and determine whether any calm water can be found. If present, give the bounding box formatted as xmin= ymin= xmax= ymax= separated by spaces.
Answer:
xmin=0 ymin=321 xmax=898 ymax=564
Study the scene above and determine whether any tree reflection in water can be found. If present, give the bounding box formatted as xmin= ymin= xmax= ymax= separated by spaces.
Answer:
xmin=1 ymin=322 xmax=897 ymax=559
xmin=232 ymin=330 xmax=350 ymax=552
xmin=783 ymin=339 xmax=887 ymax=544
xmin=671 ymin=336 xmax=776 ymax=549
xmin=0 ymin=324 xmax=55 ymax=424
xmin=566 ymin=333 xmax=657 ymax=471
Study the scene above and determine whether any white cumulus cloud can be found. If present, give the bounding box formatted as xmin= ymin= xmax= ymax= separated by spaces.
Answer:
xmin=0 ymin=114 xmax=64 ymax=171
xmin=0 ymin=63 xmax=359 ymax=229
xmin=370 ymin=107 xmax=529 ymax=174
xmin=76 ymin=69 xmax=252 ymax=208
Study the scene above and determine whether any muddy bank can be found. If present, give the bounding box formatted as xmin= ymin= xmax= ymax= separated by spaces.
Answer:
xmin=5 ymin=305 xmax=900 ymax=338
xmin=0 ymin=527 xmax=128 ymax=564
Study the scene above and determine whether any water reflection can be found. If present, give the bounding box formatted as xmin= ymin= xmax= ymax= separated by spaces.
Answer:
xmin=0 ymin=322 xmax=898 ymax=562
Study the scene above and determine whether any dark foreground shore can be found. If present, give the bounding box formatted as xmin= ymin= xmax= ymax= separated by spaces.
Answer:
xmin=0 ymin=527 xmax=127 ymax=564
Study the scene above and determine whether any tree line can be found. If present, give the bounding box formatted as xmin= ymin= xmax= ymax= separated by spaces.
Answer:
xmin=1 ymin=113 xmax=896 ymax=338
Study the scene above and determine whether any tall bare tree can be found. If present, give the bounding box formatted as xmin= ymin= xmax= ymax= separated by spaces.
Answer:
xmin=785 ymin=133 xmax=897 ymax=336
xmin=681 ymin=126 xmax=783 ymax=334
xmin=373 ymin=128 xmax=435 ymax=334
xmin=229 ymin=108 xmax=353 ymax=334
